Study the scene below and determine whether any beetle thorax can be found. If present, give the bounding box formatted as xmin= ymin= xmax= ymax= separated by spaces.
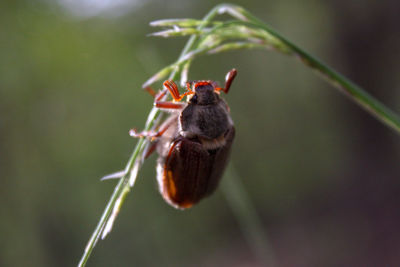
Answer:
xmin=179 ymin=89 xmax=232 ymax=147
xmin=192 ymin=84 xmax=218 ymax=105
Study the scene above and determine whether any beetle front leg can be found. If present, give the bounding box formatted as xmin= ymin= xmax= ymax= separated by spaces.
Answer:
xmin=143 ymin=86 xmax=169 ymax=102
xmin=155 ymin=101 xmax=186 ymax=110
xmin=216 ymin=69 xmax=237 ymax=94
xmin=146 ymin=80 xmax=193 ymax=108
xmin=144 ymin=86 xmax=157 ymax=98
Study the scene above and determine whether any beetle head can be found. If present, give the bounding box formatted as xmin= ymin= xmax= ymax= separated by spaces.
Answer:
xmin=189 ymin=81 xmax=218 ymax=105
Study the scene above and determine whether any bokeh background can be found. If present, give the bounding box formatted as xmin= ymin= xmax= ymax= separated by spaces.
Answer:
xmin=1 ymin=0 xmax=400 ymax=266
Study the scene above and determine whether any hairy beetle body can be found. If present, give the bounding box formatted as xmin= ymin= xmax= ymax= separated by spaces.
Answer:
xmin=131 ymin=69 xmax=237 ymax=209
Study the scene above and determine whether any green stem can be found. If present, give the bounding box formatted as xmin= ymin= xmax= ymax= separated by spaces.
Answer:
xmin=290 ymin=47 xmax=400 ymax=133
xmin=220 ymin=4 xmax=400 ymax=134
xmin=152 ymin=4 xmax=400 ymax=134
xmin=222 ymin=165 xmax=276 ymax=266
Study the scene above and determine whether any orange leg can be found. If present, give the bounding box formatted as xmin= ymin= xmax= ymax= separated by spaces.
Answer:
xmin=144 ymin=86 xmax=170 ymax=103
xmin=215 ymin=69 xmax=237 ymax=94
xmin=146 ymin=80 xmax=193 ymax=107
xmin=144 ymin=87 xmax=157 ymax=98
xmin=143 ymin=141 xmax=158 ymax=159
xmin=155 ymin=101 xmax=185 ymax=110
xmin=154 ymin=87 xmax=186 ymax=110
xmin=129 ymin=119 xmax=172 ymax=140
xmin=186 ymin=82 xmax=193 ymax=92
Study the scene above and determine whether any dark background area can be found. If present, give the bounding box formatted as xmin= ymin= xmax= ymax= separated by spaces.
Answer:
xmin=1 ymin=0 xmax=400 ymax=266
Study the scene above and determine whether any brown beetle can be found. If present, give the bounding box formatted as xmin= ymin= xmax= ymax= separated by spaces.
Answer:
xmin=130 ymin=69 xmax=237 ymax=209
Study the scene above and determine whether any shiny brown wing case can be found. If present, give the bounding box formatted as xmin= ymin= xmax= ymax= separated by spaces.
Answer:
xmin=159 ymin=127 xmax=235 ymax=209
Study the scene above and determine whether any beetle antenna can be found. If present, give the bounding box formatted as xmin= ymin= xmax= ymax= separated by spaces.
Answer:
xmin=163 ymin=80 xmax=181 ymax=101
xmin=164 ymin=80 xmax=194 ymax=101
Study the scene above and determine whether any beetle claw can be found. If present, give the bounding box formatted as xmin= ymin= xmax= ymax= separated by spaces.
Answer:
xmin=129 ymin=128 xmax=142 ymax=138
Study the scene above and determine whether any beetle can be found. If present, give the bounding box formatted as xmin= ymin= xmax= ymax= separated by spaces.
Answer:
xmin=130 ymin=69 xmax=237 ymax=209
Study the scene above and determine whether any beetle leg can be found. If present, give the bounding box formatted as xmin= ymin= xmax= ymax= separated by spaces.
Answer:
xmin=144 ymin=86 xmax=175 ymax=108
xmin=154 ymin=88 xmax=169 ymax=101
xmin=147 ymin=80 xmax=193 ymax=105
xmin=144 ymin=86 xmax=172 ymax=103
xmin=143 ymin=86 xmax=169 ymax=101
xmin=129 ymin=128 xmax=153 ymax=139
xmin=215 ymin=69 xmax=237 ymax=94
xmin=129 ymin=121 xmax=171 ymax=140
xmin=130 ymin=112 xmax=178 ymax=141
xmin=144 ymin=86 xmax=157 ymax=98
xmin=143 ymin=141 xmax=158 ymax=158
xmin=150 ymin=87 xmax=186 ymax=110
xmin=155 ymin=101 xmax=185 ymax=110
xmin=186 ymin=82 xmax=194 ymax=92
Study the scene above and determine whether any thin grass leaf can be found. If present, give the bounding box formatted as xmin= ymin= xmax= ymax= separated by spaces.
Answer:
xmin=142 ymin=65 xmax=174 ymax=88
xmin=150 ymin=18 xmax=222 ymax=28
xmin=100 ymin=170 xmax=126 ymax=181
xmin=208 ymin=41 xmax=269 ymax=54
xmin=222 ymin=165 xmax=276 ymax=266
xmin=213 ymin=4 xmax=400 ymax=132
xmin=148 ymin=27 xmax=205 ymax=38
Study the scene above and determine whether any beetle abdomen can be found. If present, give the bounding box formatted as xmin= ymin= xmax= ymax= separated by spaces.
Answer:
xmin=157 ymin=127 xmax=235 ymax=209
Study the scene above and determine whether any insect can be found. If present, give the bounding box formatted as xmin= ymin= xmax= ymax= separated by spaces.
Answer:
xmin=130 ymin=69 xmax=237 ymax=209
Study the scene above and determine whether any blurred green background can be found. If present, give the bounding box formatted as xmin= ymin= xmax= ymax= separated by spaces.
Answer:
xmin=1 ymin=0 xmax=400 ymax=266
